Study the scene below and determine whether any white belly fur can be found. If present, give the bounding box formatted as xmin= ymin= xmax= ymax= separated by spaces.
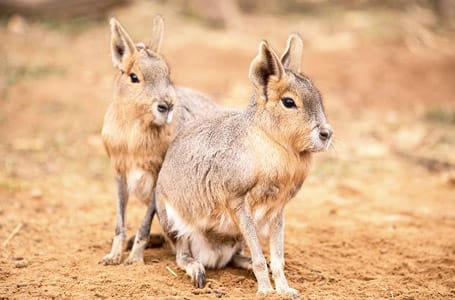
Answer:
xmin=165 ymin=203 xmax=240 ymax=269
xmin=190 ymin=233 xmax=239 ymax=269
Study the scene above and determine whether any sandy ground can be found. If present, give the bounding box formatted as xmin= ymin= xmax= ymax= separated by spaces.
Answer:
xmin=0 ymin=1 xmax=454 ymax=299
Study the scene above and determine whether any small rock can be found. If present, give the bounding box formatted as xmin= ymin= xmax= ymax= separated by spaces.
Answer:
xmin=336 ymin=180 xmax=363 ymax=197
xmin=94 ymin=293 xmax=107 ymax=299
xmin=442 ymin=171 xmax=455 ymax=187
xmin=31 ymin=188 xmax=43 ymax=199
xmin=15 ymin=260 xmax=28 ymax=268
xmin=7 ymin=15 xmax=27 ymax=34
xmin=12 ymin=138 xmax=44 ymax=151
xmin=356 ymin=141 xmax=389 ymax=158
xmin=87 ymin=134 xmax=104 ymax=153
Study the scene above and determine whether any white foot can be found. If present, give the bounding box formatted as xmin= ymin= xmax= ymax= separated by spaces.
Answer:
xmin=100 ymin=252 xmax=122 ymax=265
xmin=276 ymin=286 xmax=300 ymax=298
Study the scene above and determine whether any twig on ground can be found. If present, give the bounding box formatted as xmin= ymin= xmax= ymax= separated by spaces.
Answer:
xmin=375 ymin=283 xmax=387 ymax=291
xmin=2 ymin=222 xmax=23 ymax=248
xmin=393 ymin=150 xmax=454 ymax=173
xmin=375 ymin=283 xmax=395 ymax=299
xmin=166 ymin=265 xmax=178 ymax=277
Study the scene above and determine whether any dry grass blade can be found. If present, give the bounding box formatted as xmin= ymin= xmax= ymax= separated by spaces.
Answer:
xmin=2 ymin=222 xmax=23 ymax=248
xmin=393 ymin=150 xmax=455 ymax=173
xmin=166 ymin=265 xmax=178 ymax=278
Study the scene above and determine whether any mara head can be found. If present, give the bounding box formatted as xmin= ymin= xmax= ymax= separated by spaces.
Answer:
xmin=110 ymin=15 xmax=175 ymax=126
xmin=249 ymin=34 xmax=332 ymax=153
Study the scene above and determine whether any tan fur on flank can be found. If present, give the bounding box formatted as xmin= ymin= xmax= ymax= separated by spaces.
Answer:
xmin=100 ymin=16 xmax=218 ymax=266
xmin=155 ymin=34 xmax=332 ymax=296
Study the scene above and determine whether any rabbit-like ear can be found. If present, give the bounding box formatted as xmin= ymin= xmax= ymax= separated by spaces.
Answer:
xmin=149 ymin=14 xmax=164 ymax=53
xmin=249 ymin=40 xmax=284 ymax=88
xmin=281 ymin=33 xmax=303 ymax=73
xmin=110 ymin=18 xmax=137 ymax=71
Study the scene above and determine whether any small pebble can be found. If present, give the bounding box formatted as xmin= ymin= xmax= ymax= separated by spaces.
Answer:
xmin=7 ymin=15 xmax=28 ymax=34
xmin=15 ymin=260 xmax=28 ymax=268
xmin=31 ymin=188 xmax=43 ymax=199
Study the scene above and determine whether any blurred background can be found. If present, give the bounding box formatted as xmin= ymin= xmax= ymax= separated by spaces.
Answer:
xmin=0 ymin=0 xmax=454 ymax=299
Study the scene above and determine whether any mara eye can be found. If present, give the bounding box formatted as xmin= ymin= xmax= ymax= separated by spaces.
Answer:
xmin=157 ymin=104 xmax=168 ymax=113
xmin=129 ymin=73 xmax=140 ymax=83
xmin=281 ymin=97 xmax=297 ymax=109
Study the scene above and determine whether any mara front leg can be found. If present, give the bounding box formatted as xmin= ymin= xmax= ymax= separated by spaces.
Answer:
xmin=124 ymin=191 xmax=156 ymax=265
xmin=101 ymin=175 xmax=128 ymax=265
xmin=233 ymin=202 xmax=274 ymax=295
xmin=269 ymin=210 xmax=299 ymax=297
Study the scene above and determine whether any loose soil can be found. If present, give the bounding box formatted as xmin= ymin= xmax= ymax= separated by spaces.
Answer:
xmin=1 ymin=2 xmax=454 ymax=299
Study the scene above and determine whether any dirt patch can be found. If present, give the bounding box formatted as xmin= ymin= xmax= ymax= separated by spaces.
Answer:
xmin=1 ymin=1 xmax=454 ymax=299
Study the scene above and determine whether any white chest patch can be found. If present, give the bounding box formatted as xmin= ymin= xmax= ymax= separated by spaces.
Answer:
xmin=127 ymin=168 xmax=154 ymax=202
xmin=190 ymin=234 xmax=239 ymax=269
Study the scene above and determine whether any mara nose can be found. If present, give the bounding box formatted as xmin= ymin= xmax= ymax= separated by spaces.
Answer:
xmin=319 ymin=126 xmax=333 ymax=141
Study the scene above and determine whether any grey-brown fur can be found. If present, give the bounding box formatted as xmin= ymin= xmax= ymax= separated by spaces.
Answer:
xmin=100 ymin=16 xmax=218 ymax=266
xmin=155 ymin=34 xmax=332 ymax=296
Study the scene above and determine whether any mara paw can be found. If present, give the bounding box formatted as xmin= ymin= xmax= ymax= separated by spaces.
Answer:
xmin=256 ymin=286 xmax=275 ymax=296
xmin=99 ymin=252 xmax=122 ymax=265
xmin=276 ymin=287 xmax=300 ymax=298
xmin=191 ymin=266 xmax=206 ymax=288
xmin=123 ymin=253 xmax=144 ymax=265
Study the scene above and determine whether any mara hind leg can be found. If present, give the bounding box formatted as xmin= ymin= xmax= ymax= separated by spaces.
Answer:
xmin=100 ymin=175 xmax=128 ymax=265
xmin=175 ymin=237 xmax=206 ymax=288
xmin=155 ymin=193 xmax=205 ymax=285
xmin=231 ymin=253 xmax=252 ymax=271
xmin=125 ymin=233 xmax=165 ymax=251
xmin=229 ymin=242 xmax=252 ymax=271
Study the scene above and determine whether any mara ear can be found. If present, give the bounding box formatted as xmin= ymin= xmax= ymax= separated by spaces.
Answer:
xmin=110 ymin=17 xmax=137 ymax=71
xmin=149 ymin=14 xmax=164 ymax=53
xmin=249 ymin=40 xmax=284 ymax=89
xmin=281 ymin=33 xmax=303 ymax=73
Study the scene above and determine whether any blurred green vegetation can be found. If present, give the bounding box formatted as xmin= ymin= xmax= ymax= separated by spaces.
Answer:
xmin=424 ymin=106 xmax=455 ymax=124
xmin=2 ymin=64 xmax=65 ymax=86
xmin=39 ymin=17 xmax=106 ymax=34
